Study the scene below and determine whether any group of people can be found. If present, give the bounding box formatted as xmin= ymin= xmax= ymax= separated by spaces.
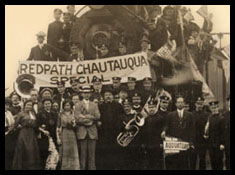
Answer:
xmin=5 ymin=74 xmax=230 ymax=170
xmin=26 ymin=5 xmax=214 ymax=78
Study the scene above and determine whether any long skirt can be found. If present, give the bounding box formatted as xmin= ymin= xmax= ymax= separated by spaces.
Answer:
xmin=12 ymin=127 xmax=41 ymax=170
xmin=60 ymin=128 xmax=80 ymax=170
xmin=5 ymin=130 xmax=18 ymax=170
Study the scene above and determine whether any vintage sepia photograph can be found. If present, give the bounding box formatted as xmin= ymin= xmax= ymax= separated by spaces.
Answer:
xmin=5 ymin=5 xmax=230 ymax=170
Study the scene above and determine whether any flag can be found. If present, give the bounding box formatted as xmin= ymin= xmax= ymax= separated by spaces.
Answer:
xmin=184 ymin=9 xmax=194 ymax=22
xmin=197 ymin=5 xmax=208 ymax=19
xmin=188 ymin=51 xmax=215 ymax=103
xmin=156 ymin=40 xmax=178 ymax=63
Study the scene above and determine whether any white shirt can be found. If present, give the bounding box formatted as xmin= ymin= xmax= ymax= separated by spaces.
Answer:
xmin=83 ymin=99 xmax=90 ymax=110
xmin=38 ymin=43 xmax=44 ymax=49
xmin=177 ymin=109 xmax=184 ymax=118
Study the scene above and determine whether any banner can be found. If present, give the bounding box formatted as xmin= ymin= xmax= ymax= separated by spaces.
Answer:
xmin=18 ymin=52 xmax=151 ymax=87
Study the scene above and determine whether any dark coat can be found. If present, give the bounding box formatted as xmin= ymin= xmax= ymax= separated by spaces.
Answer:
xmin=98 ymin=101 xmax=124 ymax=145
xmin=142 ymin=111 xmax=166 ymax=149
xmin=27 ymin=44 xmax=69 ymax=61
xmin=207 ymin=113 xmax=225 ymax=148
xmin=141 ymin=89 xmax=154 ymax=106
xmin=37 ymin=110 xmax=58 ymax=144
xmin=149 ymin=18 xmax=168 ymax=52
xmin=9 ymin=105 xmax=21 ymax=116
xmin=165 ymin=110 xmax=194 ymax=143
xmin=192 ymin=110 xmax=210 ymax=146
xmin=47 ymin=21 xmax=63 ymax=47
xmin=208 ymin=113 xmax=225 ymax=148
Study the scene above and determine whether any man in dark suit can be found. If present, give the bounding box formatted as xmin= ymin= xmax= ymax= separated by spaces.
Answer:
xmin=191 ymin=97 xmax=210 ymax=170
xmin=223 ymin=95 xmax=230 ymax=170
xmin=97 ymin=87 xmax=124 ymax=170
xmin=206 ymin=100 xmax=225 ymax=170
xmin=141 ymin=77 xmax=154 ymax=106
xmin=62 ymin=12 xmax=73 ymax=53
xmin=142 ymin=97 xmax=166 ymax=170
xmin=47 ymin=8 xmax=63 ymax=48
xmin=74 ymin=86 xmax=100 ymax=170
xmin=27 ymin=31 xmax=69 ymax=61
xmin=111 ymin=76 xmax=122 ymax=96
xmin=90 ymin=77 xmax=104 ymax=104
xmin=116 ymin=99 xmax=140 ymax=170
xmin=163 ymin=96 xmax=194 ymax=170
xmin=67 ymin=5 xmax=78 ymax=23
xmin=127 ymin=77 xmax=137 ymax=98
xmin=29 ymin=88 xmax=43 ymax=114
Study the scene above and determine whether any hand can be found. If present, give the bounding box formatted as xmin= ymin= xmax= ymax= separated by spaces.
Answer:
xmin=43 ymin=130 xmax=50 ymax=137
xmin=97 ymin=121 xmax=102 ymax=127
xmin=161 ymin=131 xmax=166 ymax=139
xmin=57 ymin=139 xmax=62 ymax=145
xmin=220 ymin=144 xmax=225 ymax=151
xmin=203 ymin=135 xmax=209 ymax=139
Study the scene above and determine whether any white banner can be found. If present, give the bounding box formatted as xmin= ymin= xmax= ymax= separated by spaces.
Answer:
xmin=18 ymin=52 xmax=151 ymax=87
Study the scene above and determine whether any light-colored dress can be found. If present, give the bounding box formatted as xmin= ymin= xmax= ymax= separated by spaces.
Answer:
xmin=58 ymin=111 xmax=80 ymax=170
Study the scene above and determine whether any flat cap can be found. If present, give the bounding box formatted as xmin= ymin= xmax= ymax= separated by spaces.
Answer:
xmin=36 ymin=31 xmax=46 ymax=37
xmin=196 ymin=96 xmax=205 ymax=102
xmin=120 ymin=85 xmax=128 ymax=92
xmin=40 ymin=88 xmax=53 ymax=96
xmin=56 ymin=80 xmax=65 ymax=86
xmin=160 ymin=95 xmax=170 ymax=101
xmin=112 ymin=76 xmax=121 ymax=81
xmin=70 ymin=78 xmax=78 ymax=84
xmin=128 ymin=77 xmax=137 ymax=82
xmin=208 ymin=100 xmax=219 ymax=106
xmin=92 ymin=77 xmax=102 ymax=83
xmin=143 ymin=77 xmax=152 ymax=82
xmin=123 ymin=98 xmax=131 ymax=106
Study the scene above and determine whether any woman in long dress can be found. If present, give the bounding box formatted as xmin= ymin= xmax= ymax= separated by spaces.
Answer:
xmin=57 ymin=99 xmax=80 ymax=170
xmin=10 ymin=99 xmax=41 ymax=170
xmin=5 ymin=97 xmax=15 ymax=170
xmin=37 ymin=98 xmax=58 ymax=169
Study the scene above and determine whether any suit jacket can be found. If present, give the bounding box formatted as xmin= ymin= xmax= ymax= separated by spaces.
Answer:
xmin=192 ymin=110 xmax=210 ymax=146
xmin=165 ymin=110 xmax=194 ymax=143
xmin=47 ymin=21 xmax=63 ymax=47
xmin=208 ymin=113 xmax=225 ymax=148
xmin=74 ymin=100 xmax=100 ymax=140
xmin=149 ymin=18 xmax=168 ymax=52
xmin=98 ymin=101 xmax=124 ymax=145
xmin=27 ymin=44 xmax=69 ymax=61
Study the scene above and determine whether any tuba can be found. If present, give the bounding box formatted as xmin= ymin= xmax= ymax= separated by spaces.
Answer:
xmin=14 ymin=74 xmax=36 ymax=99
xmin=117 ymin=113 xmax=140 ymax=147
